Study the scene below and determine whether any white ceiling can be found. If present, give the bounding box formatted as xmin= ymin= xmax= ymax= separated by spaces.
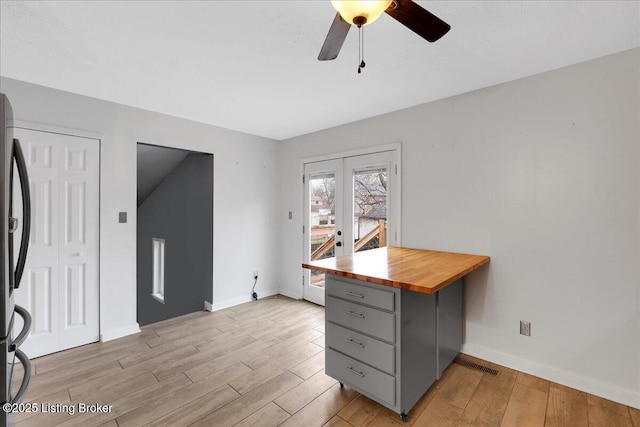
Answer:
xmin=1 ymin=1 xmax=638 ymax=140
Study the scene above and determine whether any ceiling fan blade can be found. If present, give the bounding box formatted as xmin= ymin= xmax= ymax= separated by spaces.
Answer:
xmin=318 ymin=13 xmax=351 ymax=61
xmin=385 ymin=0 xmax=451 ymax=43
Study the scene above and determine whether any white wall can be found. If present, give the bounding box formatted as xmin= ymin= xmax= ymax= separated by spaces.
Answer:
xmin=278 ymin=48 xmax=640 ymax=408
xmin=0 ymin=77 xmax=281 ymax=339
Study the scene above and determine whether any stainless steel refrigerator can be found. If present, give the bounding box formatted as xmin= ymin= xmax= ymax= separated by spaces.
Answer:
xmin=1 ymin=93 xmax=32 ymax=427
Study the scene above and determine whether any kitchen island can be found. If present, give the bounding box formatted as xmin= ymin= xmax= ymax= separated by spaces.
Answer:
xmin=302 ymin=246 xmax=489 ymax=421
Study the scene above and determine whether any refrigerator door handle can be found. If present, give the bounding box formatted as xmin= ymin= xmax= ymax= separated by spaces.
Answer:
xmin=11 ymin=305 xmax=32 ymax=349
xmin=11 ymin=349 xmax=32 ymax=404
xmin=13 ymin=139 xmax=31 ymax=288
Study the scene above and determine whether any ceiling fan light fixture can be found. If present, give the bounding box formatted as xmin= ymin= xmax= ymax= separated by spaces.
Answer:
xmin=331 ymin=0 xmax=393 ymax=27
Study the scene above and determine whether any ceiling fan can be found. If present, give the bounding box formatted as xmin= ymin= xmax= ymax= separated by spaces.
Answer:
xmin=318 ymin=0 xmax=451 ymax=67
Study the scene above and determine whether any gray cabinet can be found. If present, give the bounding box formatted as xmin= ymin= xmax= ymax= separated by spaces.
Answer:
xmin=324 ymin=274 xmax=463 ymax=419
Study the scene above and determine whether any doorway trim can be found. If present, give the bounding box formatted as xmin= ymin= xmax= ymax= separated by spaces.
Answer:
xmin=300 ymin=142 xmax=402 ymax=299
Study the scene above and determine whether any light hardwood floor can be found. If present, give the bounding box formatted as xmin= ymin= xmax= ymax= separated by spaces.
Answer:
xmin=14 ymin=296 xmax=640 ymax=426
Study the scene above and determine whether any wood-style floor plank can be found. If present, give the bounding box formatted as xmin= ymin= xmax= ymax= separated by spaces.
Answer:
xmin=545 ymin=385 xmax=588 ymax=427
xmin=412 ymin=396 xmax=464 ymax=427
xmin=274 ymin=369 xmax=338 ymax=415
xmin=501 ymin=382 xmax=549 ymax=427
xmin=70 ymin=371 xmax=158 ymax=405
xmin=14 ymin=389 xmax=71 ymax=424
xmin=147 ymin=384 xmax=240 ymax=427
xmin=312 ymin=335 xmax=325 ymax=348
xmin=242 ymin=329 xmax=323 ymax=369
xmin=233 ymin=402 xmax=291 ymax=426
xmin=184 ymin=337 xmax=282 ymax=382
xmin=289 ymin=350 xmax=325 ymax=380
xmin=436 ymin=363 xmax=483 ymax=409
xmin=115 ymin=377 xmax=233 ymax=426
xmin=458 ymin=400 xmax=506 ymax=427
xmin=517 ymin=371 xmax=551 ymax=394
xmin=587 ymin=394 xmax=634 ymax=427
xmin=17 ymin=295 xmax=637 ymax=427
xmin=24 ymin=361 xmax=123 ymax=401
xmin=324 ymin=415 xmax=354 ymax=426
xmin=459 ymin=355 xmax=518 ymax=424
xmin=229 ymin=342 xmax=322 ymax=395
xmin=190 ymin=371 xmax=302 ymax=426
xmin=278 ymin=383 xmax=359 ymax=427
xmin=337 ymin=394 xmax=384 ymax=426
xmin=630 ymin=407 xmax=640 ymax=427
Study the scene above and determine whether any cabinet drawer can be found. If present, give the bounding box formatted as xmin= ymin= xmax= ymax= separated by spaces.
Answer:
xmin=326 ymin=348 xmax=395 ymax=406
xmin=327 ymin=277 xmax=394 ymax=312
xmin=326 ymin=322 xmax=395 ymax=375
xmin=326 ymin=296 xmax=395 ymax=343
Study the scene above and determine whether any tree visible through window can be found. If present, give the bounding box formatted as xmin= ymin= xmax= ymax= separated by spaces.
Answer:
xmin=353 ymin=169 xmax=387 ymax=252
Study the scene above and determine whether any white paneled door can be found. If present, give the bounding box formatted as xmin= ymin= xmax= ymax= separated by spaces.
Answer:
xmin=12 ymin=128 xmax=99 ymax=358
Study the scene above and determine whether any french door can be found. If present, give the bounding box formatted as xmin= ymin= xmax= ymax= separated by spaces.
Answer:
xmin=303 ymin=150 xmax=399 ymax=305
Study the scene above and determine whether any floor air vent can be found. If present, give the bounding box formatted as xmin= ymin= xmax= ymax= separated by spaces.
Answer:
xmin=453 ymin=357 xmax=499 ymax=376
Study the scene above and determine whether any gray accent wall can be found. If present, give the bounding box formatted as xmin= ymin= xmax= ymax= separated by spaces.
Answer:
xmin=137 ymin=144 xmax=190 ymax=207
xmin=137 ymin=152 xmax=213 ymax=326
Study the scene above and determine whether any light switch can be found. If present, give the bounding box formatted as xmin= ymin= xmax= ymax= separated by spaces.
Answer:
xmin=119 ymin=212 xmax=127 ymax=223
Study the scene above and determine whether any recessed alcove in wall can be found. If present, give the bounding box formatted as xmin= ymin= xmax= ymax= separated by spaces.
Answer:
xmin=136 ymin=143 xmax=213 ymax=326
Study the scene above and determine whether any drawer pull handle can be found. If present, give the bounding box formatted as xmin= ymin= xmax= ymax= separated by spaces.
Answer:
xmin=347 ymin=311 xmax=365 ymax=319
xmin=348 ymin=367 xmax=365 ymax=377
xmin=347 ymin=339 xmax=365 ymax=349
xmin=344 ymin=291 xmax=364 ymax=299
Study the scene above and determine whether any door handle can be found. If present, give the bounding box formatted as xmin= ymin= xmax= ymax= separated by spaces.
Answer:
xmin=74 ymin=252 xmax=84 ymax=257
xmin=11 ymin=349 xmax=32 ymax=404
xmin=347 ymin=311 xmax=365 ymax=319
xmin=11 ymin=305 xmax=32 ymax=349
xmin=13 ymin=139 xmax=31 ymax=289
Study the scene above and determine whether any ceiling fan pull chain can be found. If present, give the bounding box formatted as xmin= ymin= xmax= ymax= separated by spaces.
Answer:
xmin=358 ymin=26 xmax=366 ymax=74
xmin=358 ymin=26 xmax=362 ymax=73
xmin=361 ymin=26 xmax=366 ymax=69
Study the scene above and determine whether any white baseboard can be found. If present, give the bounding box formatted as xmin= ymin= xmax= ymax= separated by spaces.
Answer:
xmin=277 ymin=288 xmax=302 ymax=300
xmin=461 ymin=342 xmax=640 ymax=410
xmin=210 ymin=288 xmax=279 ymax=312
xmin=204 ymin=301 xmax=214 ymax=312
xmin=100 ymin=323 xmax=141 ymax=342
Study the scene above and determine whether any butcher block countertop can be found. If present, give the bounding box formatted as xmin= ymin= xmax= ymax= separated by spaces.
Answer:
xmin=302 ymin=246 xmax=490 ymax=294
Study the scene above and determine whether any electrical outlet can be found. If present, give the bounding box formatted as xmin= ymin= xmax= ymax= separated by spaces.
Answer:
xmin=520 ymin=320 xmax=531 ymax=336
xmin=253 ymin=271 xmax=258 ymax=279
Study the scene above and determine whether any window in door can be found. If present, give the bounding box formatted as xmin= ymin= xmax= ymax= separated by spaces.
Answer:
xmin=152 ymin=238 xmax=165 ymax=303
xmin=352 ymin=167 xmax=388 ymax=253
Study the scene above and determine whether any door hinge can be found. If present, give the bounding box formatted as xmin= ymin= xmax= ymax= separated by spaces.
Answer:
xmin=302 ymin=175 xmax=305 ymax=184
xmin=303 ymin=224 xmax=305 ymax=234
xmin=302 ymin=276 xmax=305 ymax=285
xmin=395 ymin=164 xmax=397 ymax=175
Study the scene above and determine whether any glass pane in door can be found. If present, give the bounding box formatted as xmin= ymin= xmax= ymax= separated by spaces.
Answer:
xmin=309 ymin=173 xmax=336 ymax=288
xmin=353 ymin=168 xmax=388 ymax=253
